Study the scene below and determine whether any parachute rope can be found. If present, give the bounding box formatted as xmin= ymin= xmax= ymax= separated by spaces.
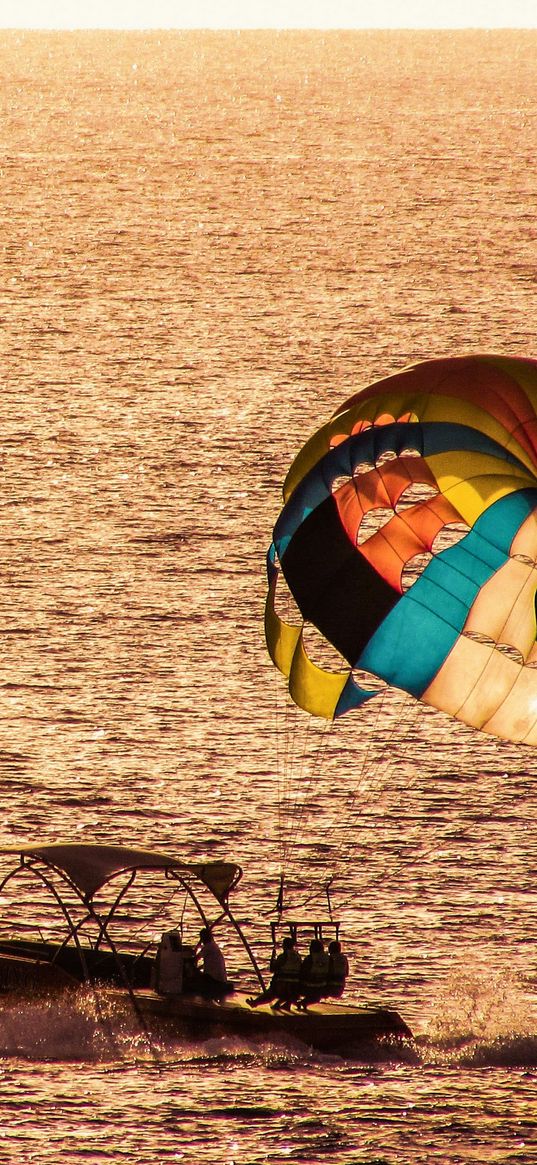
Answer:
xmin=325 ymin=691 xmax=421 ymax=895
xmin=281 ymin=718 xmax=332 ymax=869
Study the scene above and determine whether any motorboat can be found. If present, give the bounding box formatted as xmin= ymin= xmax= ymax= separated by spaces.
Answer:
xmin=0 ymin=842 xmax=414 ymax=1059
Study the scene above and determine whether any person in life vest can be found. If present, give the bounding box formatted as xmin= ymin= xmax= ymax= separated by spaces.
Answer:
xmin=246 ymin=937 xmax=302 ymax=1009
xmin=326 ymin=940 xmax=349 ymax=998
xmin=296 ymin=938 xmax=330 ymax=1008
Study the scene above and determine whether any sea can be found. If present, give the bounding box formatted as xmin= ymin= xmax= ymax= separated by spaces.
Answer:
xmin=1 ymin=25 xmax=537 ymax=1164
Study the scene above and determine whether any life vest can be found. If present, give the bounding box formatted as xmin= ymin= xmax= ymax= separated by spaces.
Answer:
xmin=273 ymin=949 xmax=302 ymax=987
xmin=301 ymin=950 xmax=330 ymax=990
xmin=327 ymin=952 xmax=349 ymax=989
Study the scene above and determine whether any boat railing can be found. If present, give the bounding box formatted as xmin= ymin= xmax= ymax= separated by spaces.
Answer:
xmin=270 ymin=919 xmax=341 ymax=945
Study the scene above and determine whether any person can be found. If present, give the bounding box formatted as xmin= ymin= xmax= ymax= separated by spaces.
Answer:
xmin=246 ymin=937 xmax=302 ymax=1009
xmin=296 ymin=938 xmax=330 ymax=1009
xmin=194 ymin=927 xmax=233 ymax=1000
xmin=326 ymin=940 xmax=349 ymax=999
xmin=154 ymin=929 xmax=184 ymax=995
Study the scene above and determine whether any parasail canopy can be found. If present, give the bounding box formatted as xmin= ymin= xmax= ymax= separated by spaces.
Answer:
xmin=265 ymin=354 xmax=537 ymax=745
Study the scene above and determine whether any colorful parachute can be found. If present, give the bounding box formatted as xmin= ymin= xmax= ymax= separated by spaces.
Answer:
xmin=265 ymin=354 xmax=537 ymax=745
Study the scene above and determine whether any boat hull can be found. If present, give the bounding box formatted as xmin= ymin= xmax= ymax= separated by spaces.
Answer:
xmin=106 ymin=987 xmax=415 ymax=1059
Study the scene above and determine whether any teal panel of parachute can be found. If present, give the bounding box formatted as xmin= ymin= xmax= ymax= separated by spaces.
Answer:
xmin=357 ymin=488 xmax=537 ymax=697
xmin=274 ymin=421 xmax=526 ymax=560
xmin=334 ymin=676 xmax=379 ymax=718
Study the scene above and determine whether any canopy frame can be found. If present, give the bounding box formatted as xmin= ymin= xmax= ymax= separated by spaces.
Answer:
xmin=0 ymin=844 xmax=266 ymax=991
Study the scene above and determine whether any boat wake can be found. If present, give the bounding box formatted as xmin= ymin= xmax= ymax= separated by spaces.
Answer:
xmin=0 ymin=989 xmax=416 ymax=1067
xmin=0 ymin=991 xmax=117 ymax=1062
xmin=417 ymin=965 xmax=537 ymax=1068
xmin=418 ymin=1030 xmax=537 ymax=1069
xmin=0 ymin=989 xmax=318 ymax=1065
xmin=3 ymin=965 xmax=534 ymax=1069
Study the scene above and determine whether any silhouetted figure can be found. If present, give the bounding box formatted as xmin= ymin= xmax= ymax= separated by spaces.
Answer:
xmin=246 ymin=937 xmax=302 ymax=1009
xmin=193 ymin=927 xmax=234 ymax=1000
xmin=296 ymin=938 xmax=330 ymax=1008
xmin=155 ymin=929 xmax=184 ymax=994
xmin=326 ymin=939 xmax=349 ymax=999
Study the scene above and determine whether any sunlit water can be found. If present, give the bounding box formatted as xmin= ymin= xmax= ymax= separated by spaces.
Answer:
xmin=1 ymin=26 xmax=537 ymax=1164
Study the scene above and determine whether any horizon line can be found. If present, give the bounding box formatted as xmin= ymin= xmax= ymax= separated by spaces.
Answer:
xmin=0 ymin=23 xmax=534 ymax=31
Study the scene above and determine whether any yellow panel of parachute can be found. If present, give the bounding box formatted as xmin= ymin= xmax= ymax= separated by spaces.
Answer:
xmin=265 ymin=575 xmax=354 ymax=719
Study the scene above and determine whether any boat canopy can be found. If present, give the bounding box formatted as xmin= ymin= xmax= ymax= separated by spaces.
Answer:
xmin=0 ymin=843 xmax=242 ymax=903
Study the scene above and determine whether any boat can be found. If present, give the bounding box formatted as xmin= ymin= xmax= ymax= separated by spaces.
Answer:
xmin=0 ymin=843 xmax=414 ymax=1059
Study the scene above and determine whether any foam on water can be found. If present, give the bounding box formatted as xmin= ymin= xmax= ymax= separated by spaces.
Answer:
xmin=4 ymin=980 xmax=537 ymax=1072
xmin=418 ymin=964 xmax=537 ymax=1068
xmin=0 ymin=989 xmax=321 ymax=1067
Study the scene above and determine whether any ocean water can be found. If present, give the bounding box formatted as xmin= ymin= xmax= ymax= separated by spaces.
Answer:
xmin=2 ymin=25 xmax=537 ymax=1164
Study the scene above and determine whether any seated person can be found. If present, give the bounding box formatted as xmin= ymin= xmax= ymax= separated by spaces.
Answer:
xmin=326 ymin=940 xmax=349 ymax=998
xmin=247 ymin=937 xmax=302 ymax=1009
xmin=190 ymin=927 xmax=234 ymax=1001
xmin=155 ymin=929 xmax=184 ymax=995
xmin=296 ymin=938 xmax=330 ymax=1008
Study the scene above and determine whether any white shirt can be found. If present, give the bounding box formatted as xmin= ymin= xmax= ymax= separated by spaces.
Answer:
xmin=201 ymin=938 xmax=226 ymax=982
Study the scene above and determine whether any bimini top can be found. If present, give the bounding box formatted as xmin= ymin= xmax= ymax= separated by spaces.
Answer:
xmin=0 ymin=843 xmax=242 ymax=903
